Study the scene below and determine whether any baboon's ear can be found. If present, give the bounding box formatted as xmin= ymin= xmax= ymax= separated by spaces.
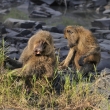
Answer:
xmin=67 ymin=30 xmax=73 ymax=34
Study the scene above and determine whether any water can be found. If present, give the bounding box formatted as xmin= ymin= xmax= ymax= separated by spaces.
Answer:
xmin=0 ymin=2 xmax=109 ymax=28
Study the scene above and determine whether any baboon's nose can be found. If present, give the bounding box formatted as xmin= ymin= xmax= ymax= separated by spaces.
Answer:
xmin=35 ymin=47 xmax=43 ymax=55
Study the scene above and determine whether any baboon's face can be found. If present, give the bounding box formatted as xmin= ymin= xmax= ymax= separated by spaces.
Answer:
xmin=33 ymin=40 xmax=47 ymax=56
xmin=64 ymin=26 xmax=79 ymax=48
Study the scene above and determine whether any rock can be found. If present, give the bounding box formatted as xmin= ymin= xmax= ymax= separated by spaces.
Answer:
xmin=95 ymin=30 xmax=110 ymax=38
xmin=33 ymin=23 xmax=42 ymax=30
xmin=4 ymin=18 xmax=36 ymax=28
xmin=42 ymin=26 xmax=59 ymax=33
xmin=103 ymin=9 xmax=110 ymax=14
xmin=100 ymin=43 xmax=110 ymax=52
xmin=0 ymin=8 xmax=10 ymax=14
xmin=16 ymin=29 xmax=31 ymax=37
xmin=69 ymin=0 xmax=86 ymax=6
xmin=101 ymin=52 xmax=110 ymax=59
xmin=101 ymin=39 xmax=110 ymax=45
xmin=97 ymin=39 xmax=104 ymax=43
xmin=51 ymin=32 xmax=63 ymax=39
xmin=41 ymin=5 xmax=62 ymax=17
xmin=106 ymin=34 xmax=110 ymax=40
xmin=97 ymin=58 xmax=110 ymax=71
xmin=7 ymin=53 xmax=20 ymax=60
xmin=100 ymin=68 xmax=110 ymax=76
xmin=7 ymin=46 xmax=18 ymax=54
xmin=91 ymin=18 xmax=110 ymax=29
xmin=56 ymin=24 xmax=65 ymax=33
xmin=93 ymin=0 xmax=108 ymax=7
xmin=30 ymin=0 xmax=55 ymax=5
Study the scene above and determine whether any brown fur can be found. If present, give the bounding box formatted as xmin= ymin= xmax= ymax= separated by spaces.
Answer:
xmin=15 ymin=30 xmax=56 ymax=79
xmin=60 ymin=25 xmax=101 ymax=74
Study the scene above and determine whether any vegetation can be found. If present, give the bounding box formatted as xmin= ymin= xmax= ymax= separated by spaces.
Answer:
xmin=3 ymin=8 xmax=28 ymax=21
xmin=0 ymin=43 xmax=109 ymax=110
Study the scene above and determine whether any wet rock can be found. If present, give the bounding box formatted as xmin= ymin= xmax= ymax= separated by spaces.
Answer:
xmin=69 ymin=0 xmax=86 ymax=7
xmin=7 ymin=46 xmax=18 ymax=54
xmin=103 ymin=9 xmax=110 ymax=14
xmin=42 ymin=26 xmax=59 ymax=33
xmin=30 ymin=10 xmax=51 ymax=18
xmin=0 ymin=8 xmax=10 ymax=14
xmin=56 ymin=24 xmax=65 ymax=33
xmin=51 ymin=32 xmax=63 ymax=39
xmin=5 ymin=36 xmax=28 ymax=43
xmin=95 ymin=30 xmax=110 ymax=38
xmin=98 ymin=39 xmax=104 ymax=43
xmin=106 ymin=34 xmax=110 ymax=40
xmin=4 ymin=18 xmax=36 ymax=28
xmin=92 ymin=0 xmax=108 ymax=7
xmin=101 ymin=39 xmax=110 ymax=45
xmin=16 ymin=29 xmax=31 ymax=37
xmin=97 ymin=58 xmax=110 ymax=71
xmin=100 ymin=43 xmax=110 ymax=52
xmin=33 ymin=23 xmax=43 ymax=30
xmin=30 ymin=0 xmax=55 ymax=5
xmin=91 ymin=18 xmax=110 ymax=29
xmin=7 ymin=53 xmax=20 ymax=60
xmin=101 ymin=52 xmax=110 ymax=59
xmin=29 ymin=4 xmax=62 ymax=18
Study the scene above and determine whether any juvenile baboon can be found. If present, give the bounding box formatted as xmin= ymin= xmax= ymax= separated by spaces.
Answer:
xmin=60 ymin=25 xmax=101 ymax=75
xmin=10 ymin=30 xmax=56 ymax=80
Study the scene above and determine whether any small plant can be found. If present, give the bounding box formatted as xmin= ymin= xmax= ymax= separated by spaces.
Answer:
xmin=3 ymin=8 xmax=28 ymax=21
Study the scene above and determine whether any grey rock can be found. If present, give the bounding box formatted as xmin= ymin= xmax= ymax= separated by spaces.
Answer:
xmin=97 ymin=59 xmax=110 ymax=71
xmin=100 ymin=43 xmax=110 ymax=52
xmin=56 ymin=24 xmax=65 ymax=33
xmin=103 ymin=9 xmax=110 ymax=14
xmin=106 ymin=34 xmax=110 ymax=40
xmin=101 ymin=52 xmax=110 ymax=59
xmin=91 ymin=18 xmax=110 ymax=29
xmin=0 ymin=8 xmax=10 ymax=14
xmin=41 ymin=0 xmax=55 ymax=5
xmin=100 ymin=68 xmax=110 ymax=76
xmin=4 ymin=18 xmax=36 ymax=28
xmin=51 ymin=32 xmax=64 ymax=39
xmin=101 ymin=39 xmax=110 ymax=45
xmin=97 ymin=39 xmax=104 ymax=43
xmin=7 ymin=46 xmax=18 ymax=54
xmin=92 ymin=0 xmax=108 ymax=7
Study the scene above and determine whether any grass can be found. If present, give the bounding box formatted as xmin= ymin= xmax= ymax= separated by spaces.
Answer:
xmin=3 ymin=8 xmax=28 ymax=21
xmin=0 ymin=44 xmax=109 ymax=110
xmin=52 ymin=16 xmax=81 ymax=27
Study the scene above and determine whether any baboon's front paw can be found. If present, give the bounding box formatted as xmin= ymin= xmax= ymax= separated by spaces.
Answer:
xmin=58 ymin=65 xmax=67 ymax=70
xmin=59 ymin=60 xmax=65 ymax=66
xmin=78 ymin=56 xmax=85 ymax=66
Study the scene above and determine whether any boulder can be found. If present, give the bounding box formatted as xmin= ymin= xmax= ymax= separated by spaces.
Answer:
xmin=91 ymin=18 xmax=110 ymax=29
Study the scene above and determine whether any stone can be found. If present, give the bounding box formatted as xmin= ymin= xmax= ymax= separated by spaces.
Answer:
xmin=91 ymin=18 xmax=110 ymax=29
xmin=56 ymin=24 xmax=65 ymax=33
xmin=97 ymin=58 xmax=110 ymax=71
xmin=103 ymin=9 xmax=110 ymax=14
xmin=51 ymin=32 xmax=63 ymax=39
xmin=100 ymin=43 xmax=110 ymax=52
xmin=101 ymin=52 xmax=110 ymax=59
xmin=7 ymin=46 xmax=18 ymax=54
xmin=92 ymin=0 xmax=108 ymax=7
xmin=4 ymin=18 xmax=36 ymax=28
xmin=106 ymin=34 xmax=110 ymax=40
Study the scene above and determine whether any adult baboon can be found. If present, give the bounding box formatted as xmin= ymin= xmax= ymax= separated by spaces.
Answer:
xmin=60 ymin=25 xmax=101 ymax=75
xmin=8 ymin=30 xmax=56 ymax=80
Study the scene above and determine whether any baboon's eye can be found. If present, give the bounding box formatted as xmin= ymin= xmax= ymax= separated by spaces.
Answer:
xmin=43 ymin=42 xmax=47 ymax=49
xmin=67 ymin=30 xmax=73 ymax=34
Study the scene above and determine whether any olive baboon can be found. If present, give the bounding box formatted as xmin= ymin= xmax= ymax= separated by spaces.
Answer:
xmin=60 ymin=25 xmax=101 ymax=75
xmin=9 ymin=30 xmax=56 ymax=80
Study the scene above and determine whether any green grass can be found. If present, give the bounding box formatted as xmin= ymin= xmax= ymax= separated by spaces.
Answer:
xmin=0 ymin=44 xmax=109 ymax=110
xmin=3 ymin=8 xmax=28 ymax=21
xmin=52 ymin=16 xmax=81 ymax=26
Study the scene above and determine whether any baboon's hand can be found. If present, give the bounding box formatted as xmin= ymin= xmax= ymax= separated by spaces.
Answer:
xmin=58 ymin=65 xmax=67 ymax=70
xmin=59 ymin=60 xmax=65 ymax=66
xmin=78 ymin=56 xmax=85 ymax=66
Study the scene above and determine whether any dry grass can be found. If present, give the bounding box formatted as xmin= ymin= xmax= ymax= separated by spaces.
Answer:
xmin=0 ymin=42 xmax=109 ymax=110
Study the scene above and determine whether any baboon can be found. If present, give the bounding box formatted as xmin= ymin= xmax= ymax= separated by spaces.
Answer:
xmin=8 ymin=30 xmax=56 ymax=80
xmin=60 ymin=25 xmax=101 ymax=75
